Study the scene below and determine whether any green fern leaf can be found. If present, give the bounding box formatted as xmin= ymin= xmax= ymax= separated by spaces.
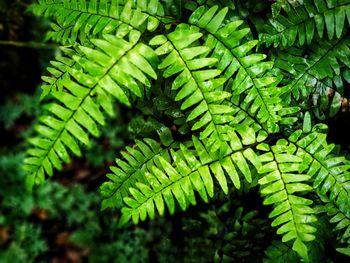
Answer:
xmin=316 ymin=200 xmax=350 ymax=245
xmin=276 ymin=35 xmax=350 ymax=101
xmin=288 ymin=130 xmax=350 ymax=216
xmin=260 ymin=0 xmax=350 ymax=47
xmin=24 ymin=33 xmax=158 ymax=188
xmin=117 ymin=136 xmax=262 ymax=224
xmin=263 ymin=240 xmax=299 ymax=263
xmin=150 ymin=24 xmax=236 ymax=153
xmin=258 ymin=135 xmax=317 ymax=261
xmin=189 ymin=5 xmax=282 ymax=133
xmin=31 ymin=0 xmax=172 ymax=44
xmin=100 ymin=138 xmax=165 ymax=209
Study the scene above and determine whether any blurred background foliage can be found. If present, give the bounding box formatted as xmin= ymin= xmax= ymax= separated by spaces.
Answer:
xmin=0 ymin=0 xmax=349 ymax=262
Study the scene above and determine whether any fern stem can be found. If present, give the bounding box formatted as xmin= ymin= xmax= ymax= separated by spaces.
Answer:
xmin=0 ymin=40 xmax=58 ymax=49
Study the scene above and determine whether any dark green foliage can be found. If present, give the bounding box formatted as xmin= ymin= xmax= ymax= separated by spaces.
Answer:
xmin=0 ymin=93 xmax=41 ymax=130
xmin=0 ymin=153 xmax=48 ymax=263
xmin=16 ymin=0 xmax=350 ymax=262
xmin=260 ymin=0 xmax=350 ymax=47
xmin=181 ymin=195 xmax=275 ymax=263
xmin=0 ymin=150 xmax=173 ymax=262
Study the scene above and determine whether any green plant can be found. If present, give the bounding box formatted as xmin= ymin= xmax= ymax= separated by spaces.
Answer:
xmin=24 ymin=0 xmax=350 ymax=262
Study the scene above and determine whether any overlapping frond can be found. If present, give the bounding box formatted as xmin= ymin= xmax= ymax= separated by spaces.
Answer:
xmin=260 ymin=0 xmax=350 ymax=47
xmin=150 ymin=24 xmax=236 ymax=153
xmin=259 ymin=127 xmax=350 ymax=259
xmin=24 ymin=33 xmax=158 ymax=188
xmin=184 ymin=0 xmax=235 ymax=11
xmin=264 ymin=240 xmax=299 ymax=263
xmin=317 ymin=200 xmax=350 ymax=246
xmin=31 ymin=0 xmax=171 ymax=44
xmin=111 ymin=136 xmax=262 ymax=224
xmin=276 ymin=35 xmax=350 ymax=101
xmin=229 ymin=93 xmax=272 ymax=146
xmin=100 ymin=138 xmax=164 ymax=209
xmin=189 ymin=5 xmax=282 ymax=133
xmin=40 ymin=48 xmax=78 ymax=99
xmin=258 ymin=134 xmax=317 ymax=261
xmin=289 ymin=130 xmax=350 ymax=215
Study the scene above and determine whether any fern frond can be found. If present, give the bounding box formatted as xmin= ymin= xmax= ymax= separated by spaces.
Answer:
xmin=229 ymin=93 xmax=272 ymax=146
xmin=260 ymin=127 xmax=350 ymax=260
xmin=24 ymin=33 xmax=158 ymax=188
xmin=150 ymin=24 xmax=236 ymax=153
xmin=189 ymin=5 xmax=282 ymax=133
xmin=260 ymin=0 xmax=350 ymax=47
xmin=270 ymin=0 xmax=303 ymax=18
xmin=40 ymin=50 xmax=77 ymax=99
xmin=100 ymin=138 xmax=164 ymax=209
xmin=258 ymin=134 xmax=317 ymax=261
xmin=150 ymin=18 xmax=274 ymax=153
xmin=31 ymin=0 xmax=172 ymax=44
xmin=276 ymin=35 xmax=350 ymax=101
xmin=289 ymin=130 xmax=350 ymax=215
xmin=109 ymin=136 xmax=262 ymax=224
xmin=184 ymin=0 xmax=235 ymax=11
xmin=263 ymin=240 xmax=299 ymax=263
xmin=317 ymin=200 xmax=350 ymax=246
